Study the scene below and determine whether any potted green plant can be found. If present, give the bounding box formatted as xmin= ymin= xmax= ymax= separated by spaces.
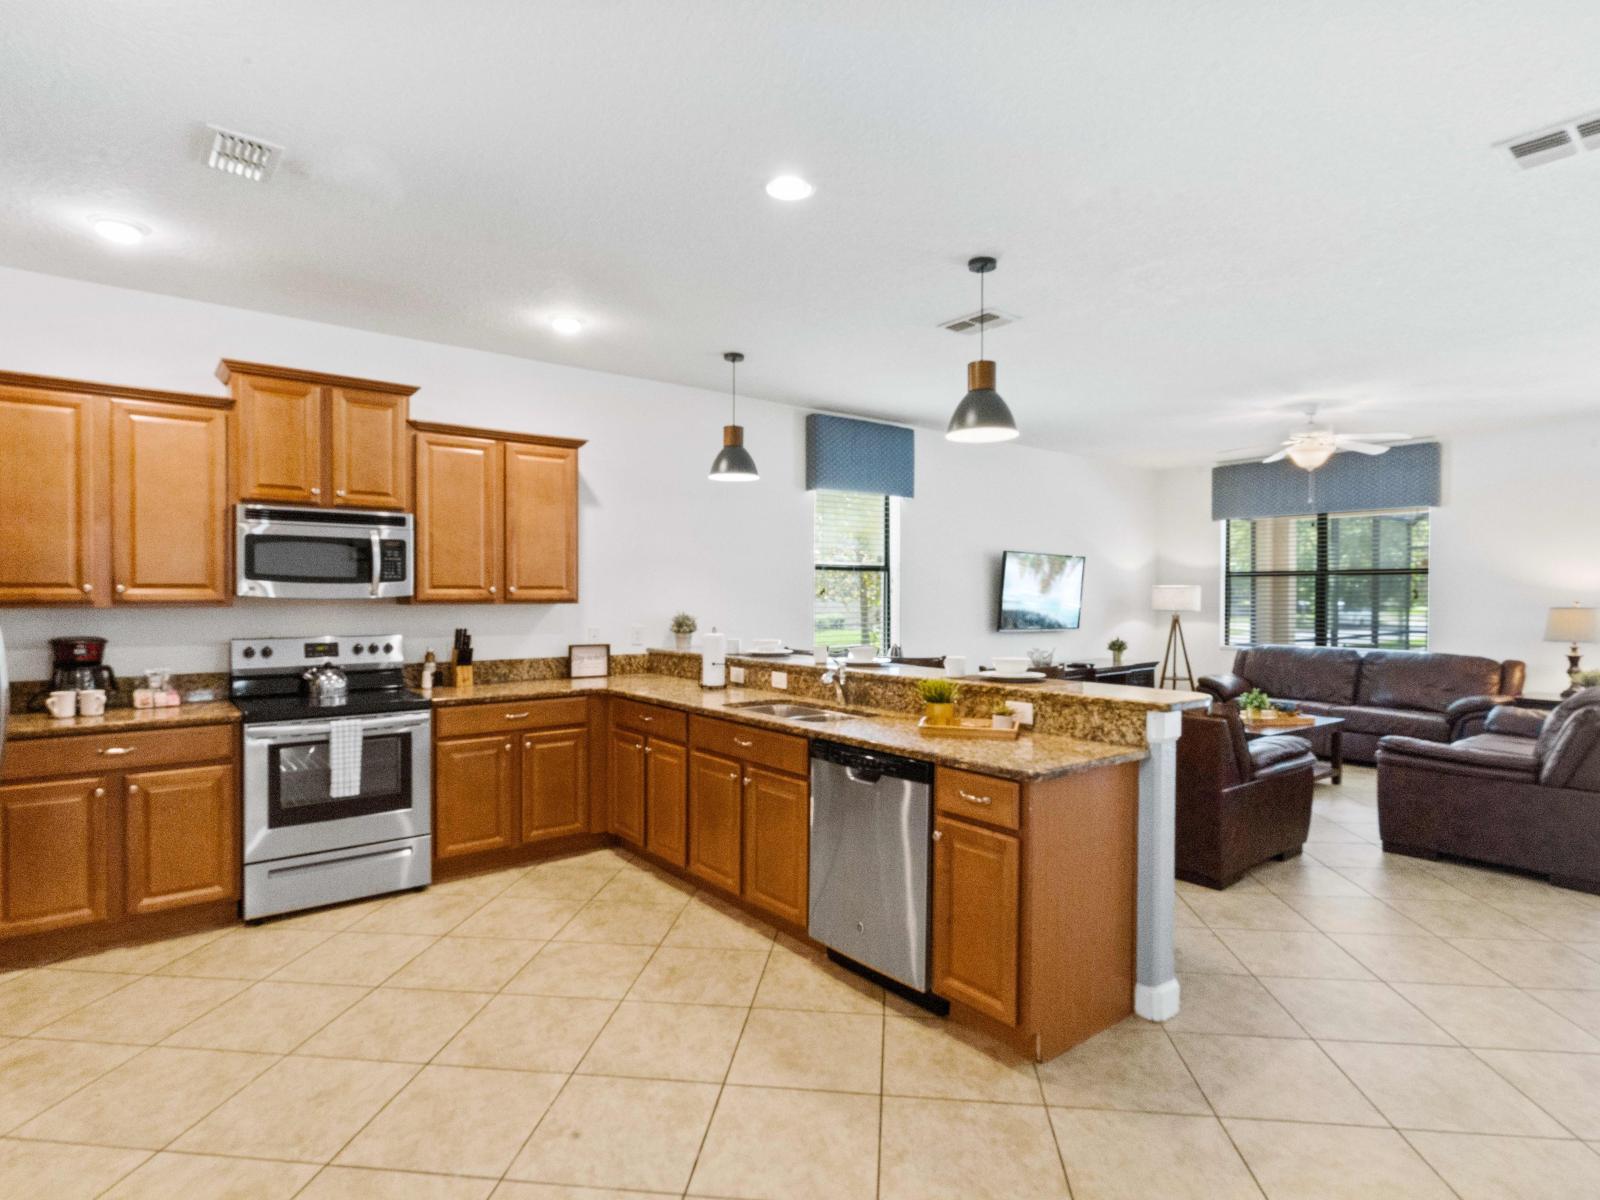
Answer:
xmin=1572 ymin=669 xmax=1600 ymax=690
xmin=990 ymin=697 xmax=1016 ymax=731
xmin=916 ymin=677 xmax=959 ymax=726
xmin=669 ymin=612 xmax=697 ymax=651
xmin=1107 ymin=637 xmax=1128 ymax=667
xmin=1238 ymin=688 xmax=1273 ymax=720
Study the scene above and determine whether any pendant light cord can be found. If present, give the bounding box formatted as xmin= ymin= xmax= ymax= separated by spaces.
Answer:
xmin=730 ymin=358 xmax=737 ymax=424
xmin=978 ymin=269 xmax=986 ymax=360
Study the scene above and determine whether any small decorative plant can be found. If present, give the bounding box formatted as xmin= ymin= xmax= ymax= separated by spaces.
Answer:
xmin=916 ymin=677 xmax=959 ymax=725
xmin=990 ymin=697 xmax=1016 ymax=730
xmin=1107 ymin=636 xmax=1128 ymax=665
xmin=1573 ymin=669 xmax=1600 ymax=689
xmin=669 ymin=612 xmax=697 ymax=650
xmin=1239 ymin=687 xmax=1273 ymax=715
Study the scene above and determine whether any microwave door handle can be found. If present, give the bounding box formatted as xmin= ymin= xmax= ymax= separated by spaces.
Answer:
xmin=370 ymin=530 xmax=381 ymax=597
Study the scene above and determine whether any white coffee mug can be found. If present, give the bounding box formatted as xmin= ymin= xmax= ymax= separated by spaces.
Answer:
xmin=944 ymin=655 xmax=967 ymax=677
xmin=45 ymin=690 xmax=77 ymax=718
xmin=77 ymin=689 xmax=107 ymax=716
xmin=993 ymin=656 xmax=1031 ymax=674
xmin=847 ymin=644 xmax=876 ymax=664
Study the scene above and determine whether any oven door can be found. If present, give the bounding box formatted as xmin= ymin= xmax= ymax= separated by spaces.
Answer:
xmin=243 ymin=710 xmax=432 ymax=863
xmin=236 ymin=506 xmax=414 ymax=600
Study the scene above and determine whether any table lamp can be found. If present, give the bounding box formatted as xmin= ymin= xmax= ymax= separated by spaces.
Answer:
xmin=1152 ymin=584 xmax=1203 ymax=690
xmin=1545 ymin=604 xmax=1597 ymax=697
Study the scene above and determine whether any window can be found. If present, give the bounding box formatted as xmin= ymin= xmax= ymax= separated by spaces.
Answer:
xmin=1223 ymin=509 xmax=1429 ymax=649
xmin=813 ymin=491 xmax=893 ymax=652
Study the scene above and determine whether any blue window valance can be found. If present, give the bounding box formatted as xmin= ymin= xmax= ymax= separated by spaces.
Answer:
xmin=1212 ymin=441 xmax=1441 ymax=519
xmin=805 ymin=413 xmax=915 ymax=498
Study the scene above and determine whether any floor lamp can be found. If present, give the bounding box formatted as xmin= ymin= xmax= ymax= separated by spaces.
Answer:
xmin=1152 ymin=584 xmax=1202 ymax=691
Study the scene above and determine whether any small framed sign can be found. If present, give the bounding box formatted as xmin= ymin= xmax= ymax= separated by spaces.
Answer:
xmin=568 ymin=643 xmax=610 ymax=679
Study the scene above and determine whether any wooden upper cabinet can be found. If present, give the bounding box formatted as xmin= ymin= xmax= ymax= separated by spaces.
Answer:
xmin=521 ymin=726 xmax=590 ymax=844
xmin=0 ymin=385 xmax=99 ymax=605
xmin=0 ymin=775 xmax=111 ymax=937
xmin=109 ymin=398 xmax=230 ymax=604
xmin=932 ymin=815 xmax=1020 ymax=1025
xmin=230 ymin=372 xmax=323 ymax=504
xmin=330 ymin=387 xmax=409 ymax=510
xmin=741 ymin=766 xmax=809 ymax=927
xmin=413 ymin=431 xmax=502 ymax=602
xmin=123 ymin=763 xmax=238 ymax=915
xmin=505 ymin=440 xmax=579 ymax=602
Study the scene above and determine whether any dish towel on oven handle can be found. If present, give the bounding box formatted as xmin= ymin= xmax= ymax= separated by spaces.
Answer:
xmin=329 ymin=719 xmax=364 ymax=798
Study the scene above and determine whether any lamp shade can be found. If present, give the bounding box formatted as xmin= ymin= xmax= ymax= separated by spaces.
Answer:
xmin=1151 ymin=584 xmax=1202 ymax=613
xmin=708 ymin=425 xmax=759 ymax=482
xmin=1545 ymin=605 xmax=1597 ymax=644
xmin=946 ymin=361 xmax=1018 ymax=443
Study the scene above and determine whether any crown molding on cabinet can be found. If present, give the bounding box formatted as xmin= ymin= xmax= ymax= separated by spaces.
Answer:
xmin=215 ymin=359 xmax=419 ymax=396
xmin=408 ymin=419 xmax=586 ymax=449
xmin=0 ymin=369 xmax=231 ymax=409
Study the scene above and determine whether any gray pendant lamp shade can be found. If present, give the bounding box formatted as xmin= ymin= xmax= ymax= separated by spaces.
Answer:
xmin=708 ymin=351 xmax=759 ymax=481
xmin=946 ymin=256 xmax=1019 ymax=443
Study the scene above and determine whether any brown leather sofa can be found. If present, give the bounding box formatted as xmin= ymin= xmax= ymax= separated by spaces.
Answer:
xmin=1200 ymin=646 xmax=1525 ymax=764
xmin=1376 ymin=690 xmax=1600 ymax=894
xmin=1177 ymin=702 xmax=1318 ymax=889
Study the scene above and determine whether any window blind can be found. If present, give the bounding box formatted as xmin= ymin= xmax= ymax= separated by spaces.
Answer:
xmin=813 ymin=490 xmax=892 ymax=652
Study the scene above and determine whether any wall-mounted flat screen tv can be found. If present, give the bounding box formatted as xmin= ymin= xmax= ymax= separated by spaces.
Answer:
xmin=998 ymin=551 xmax=1085 ymax=632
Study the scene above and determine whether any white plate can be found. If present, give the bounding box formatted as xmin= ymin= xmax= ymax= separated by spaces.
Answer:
xmin=741 ymin=648 xmax=796 ymax=657
xmin=962 ymin=671 xmax=1047 ymax=683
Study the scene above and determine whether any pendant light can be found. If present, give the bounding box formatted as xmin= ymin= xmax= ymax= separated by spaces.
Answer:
xmin=708 ymin=351 xmax=760 ymax=482
xmin=945 ymin=255 xmax=1020 ymax=443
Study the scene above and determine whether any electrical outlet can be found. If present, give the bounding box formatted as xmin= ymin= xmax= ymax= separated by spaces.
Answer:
xmin=772 ymin=671 xmax=788 ymax=690
xmin=585 ymin=626 xmax=600 ymax=641
xmin=630 ymin=625 xmax=643 ymax=645
xmin=1009 ymin=700 xmax=1035 ymax=727
xmin=729 ymin=666 xmax=746 ymax=685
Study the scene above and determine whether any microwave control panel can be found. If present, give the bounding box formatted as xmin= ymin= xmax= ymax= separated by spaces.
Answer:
xmin=379 ymin=540 xmax=409 ymax=581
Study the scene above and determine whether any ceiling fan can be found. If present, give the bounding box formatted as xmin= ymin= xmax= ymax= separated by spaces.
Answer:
xmin=1260 ymin=409 xmax=1411 ymax=471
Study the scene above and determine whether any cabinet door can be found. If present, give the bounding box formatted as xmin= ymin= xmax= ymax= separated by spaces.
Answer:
xmin=644 ymin=737 xmax=687 ymax=867
xmin=742 ymin=766 xmax=809 ymax=927
xmin=434 ymin=734 xmax=517 ymax=859
xmin=0 ymin=387 xmax=99 ymax=605
xmin=413 ymin=432 xmax=502 ymax=602
xmin=330 ymin=387 xmax=408 ymax=510
xmin=124 ymin=763 xmax=238 ymax=915
xmin=687 ymin=749 xmax=742 ymax=893
xmin=609 ymin=729 xmax=647 ymax=847
xmin=232 ymin=374 xmax=324 ymax=504
xmin=0 ymin=776 xmax=110 ymax=937
xmin=504 ymin=441 xmax=579 ymax=602
xmin=109 ymin=398 xmax=230 ymax=604
xmin=932 ymin=816 xmax=1020 ymax=1024
xmin=521 ymin=726 xmax=590 ymax=844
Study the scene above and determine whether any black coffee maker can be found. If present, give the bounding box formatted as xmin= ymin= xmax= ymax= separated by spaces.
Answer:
xmin=50 ymin=636 xmax=117 ymax=693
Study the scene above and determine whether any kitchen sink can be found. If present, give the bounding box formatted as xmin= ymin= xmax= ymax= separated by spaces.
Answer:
xmin=725 ymin=701 xmax=855 ymax=723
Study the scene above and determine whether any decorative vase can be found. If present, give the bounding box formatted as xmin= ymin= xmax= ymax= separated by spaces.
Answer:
xmin=1112 ymin=650 xmax=1124 ymax=666
xmin=925 ymin=702 xmax=955 ymax=726
xmin=991 ymin=714 xmax=1015 ymax=730
xmin=674 ymin=633 xmax=691 ymax=651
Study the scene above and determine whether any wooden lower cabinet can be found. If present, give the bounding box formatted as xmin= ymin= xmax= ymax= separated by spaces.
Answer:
xmin=644 ymin=737 xmax=687 ymax=866
xmin=0 ymin=775 xmax=111 ymax=937
xmin=741 ymin=766 xmax=809 ymax=926
xmin=932 ymin=814 xmax=1020 ymax=1025
xmin=687 ymin=749 xmax=742 ymax=892
xmin=521 ymin=726 xmax=589 ymax=844
xmin=123 ymin=763 xmax=238 ymax=915
xmin=434 ymin=734 xmax=517 ymax=858
xmin=609 ymin=729 xmax=647 ymax=847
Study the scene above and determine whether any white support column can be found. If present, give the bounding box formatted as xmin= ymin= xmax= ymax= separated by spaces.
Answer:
xmin=1135 ymin=708 xmax=1183 ymax=1021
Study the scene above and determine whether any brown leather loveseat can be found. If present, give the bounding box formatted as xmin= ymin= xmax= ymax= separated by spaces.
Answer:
xmin=1200 ymin=646 xmax=1525 ymax=764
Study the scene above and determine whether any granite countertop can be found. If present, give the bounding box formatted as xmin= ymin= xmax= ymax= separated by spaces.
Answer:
xmin=429 ymin=674 xmax=1147 ymax=781
xmin=5 ymin=700 xmax=242 ymax=741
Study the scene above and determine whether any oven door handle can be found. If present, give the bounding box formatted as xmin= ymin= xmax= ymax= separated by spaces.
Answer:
xmin=369 ymin=529 xmax=382 ymax=598
xmin=244 ymin=711 xmax=431 ymax=743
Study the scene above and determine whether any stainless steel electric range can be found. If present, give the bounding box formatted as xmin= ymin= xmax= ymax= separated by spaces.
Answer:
xmin=231 ymin=634 xmax=432 ymax=920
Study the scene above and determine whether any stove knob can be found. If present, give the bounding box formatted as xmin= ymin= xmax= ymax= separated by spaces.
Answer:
xmin=260 ymin=646 xmax=273 ymax=659
xmin=383 ymin=642 xmax=394 ymax=654
xmin=352 ymin=644 xmax=364 ymax=655
xmin=242 ymin=646 xmax=256 ymax=659
xmin=368 ymin=642 xmax=380 ymax=654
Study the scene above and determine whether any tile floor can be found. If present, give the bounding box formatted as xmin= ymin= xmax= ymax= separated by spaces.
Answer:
xmin=1 ymin=767 xmax=1599 ymax=1197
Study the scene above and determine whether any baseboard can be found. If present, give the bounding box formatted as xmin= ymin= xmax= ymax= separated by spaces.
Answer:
xmin=1134 ymin=978 xmax=1181 ymax=1022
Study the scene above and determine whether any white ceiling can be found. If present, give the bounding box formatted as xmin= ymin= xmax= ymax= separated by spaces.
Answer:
xmin=3 ymin=1 xmax=1599 ymax=467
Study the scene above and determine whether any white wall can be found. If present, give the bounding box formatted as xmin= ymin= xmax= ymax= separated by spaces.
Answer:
xmin=0 ymin=267 xmax=1160 ymax=683
xmin=1155 ymin=413 xmax=1600 ymax=694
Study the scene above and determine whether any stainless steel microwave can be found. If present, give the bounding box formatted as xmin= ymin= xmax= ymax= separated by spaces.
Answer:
xmin=236 ymin=505 xmax=415 ymax=600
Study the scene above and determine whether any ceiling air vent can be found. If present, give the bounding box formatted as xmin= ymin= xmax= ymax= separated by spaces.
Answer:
xmin=939 ymin=309 xmax=1018 ymax=335
xmin=1495 ymin=108 xmax=1600 ymax=170
xmin=204 ymin=125 xmax=282 ymax=182
xmin=1578 ymin=117 xmax=1600 ymax=150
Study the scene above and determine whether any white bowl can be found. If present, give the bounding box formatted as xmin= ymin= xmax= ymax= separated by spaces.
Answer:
xmin=749 ymin=638 xmax=784 ymax=653
xmin=992 ymin=656 xmax=1031 ymax=674
xmin=846 ymin=644 xmax=878 ymax=663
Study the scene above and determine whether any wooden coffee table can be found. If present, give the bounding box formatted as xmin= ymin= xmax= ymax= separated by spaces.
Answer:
xmin=1240 ymin=714 xmax=1346 ymax=784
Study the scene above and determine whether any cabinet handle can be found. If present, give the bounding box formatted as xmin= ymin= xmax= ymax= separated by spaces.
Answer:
xmin=128 ymin=783 xmax=140 ymax=794
xmin=98 ymin=746 xmax=135 ymax=756
xmin=957 ymin=789 xmax=993 ymax=806
xmin=504 ymin=712 xmax=530 ymax=720
xmin=743 ymin=776 xmax=753 ymax=787
xmin=504 ymin=742 xmax=512 ymax=751
xmin=335 ymin=489 xmax=346 ymax=497
xmin=640 ymin=714 xmax=652 ymax=722
xmin=726 ymin=771 xmax=738 ymax=781
xmin=489 ymin=586 xmax=497 ymax=595
xmin=932 ymin=829 xmax=942 ymax=842
xmin=508 ymin=586 xmax=517 ymax=594
xmin=93 ymin=787 xmax=105 ymax=797
xmin=310 ymin=487 xmax=321 ymax=496
xmin=644 ymin=746 xmax=652 ymax=755
xmin=81 ymin=583 xmax=93 ymax=593
xmin=734 ymin=737 xmax=753 ymax=748
xmin=114 ymin=583 xmax=126 ymax=594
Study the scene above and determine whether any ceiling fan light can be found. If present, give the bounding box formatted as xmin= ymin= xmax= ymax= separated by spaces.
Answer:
xmin=946 ymin=359 xmax=1019 ymax=443
xmin=1286 ymin=442 xmax=1335 ymax=470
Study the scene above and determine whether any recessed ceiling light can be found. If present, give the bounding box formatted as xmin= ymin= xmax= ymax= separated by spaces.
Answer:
xmin=765 ymin=175 xmax=814 ymax=202
xmin=91 ymin=217 xmax=148 ymax=246
xmin=550 ymin=316 xmax=584 ymax=335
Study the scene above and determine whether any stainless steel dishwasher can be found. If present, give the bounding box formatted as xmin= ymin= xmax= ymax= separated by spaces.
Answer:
xmin=808 ymin=739 xmax=936 ymax=992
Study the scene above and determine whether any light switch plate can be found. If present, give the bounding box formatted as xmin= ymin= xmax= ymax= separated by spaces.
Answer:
xmin=772 ymin=671 xmax=788 ymax=690
xmin=1009 ymin=700 xmax=1035 ymax=727
xmin=729 ymin=666 xmax=746 ymax=684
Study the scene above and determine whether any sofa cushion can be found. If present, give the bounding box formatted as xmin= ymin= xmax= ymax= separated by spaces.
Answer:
xmin=1534 ymin=688 xmax=1600 ymax=764
xmin=1378 ymin=733 xmax=1539 ymax=776
xmin=1356 ymin=651 xmax=1503 ymax=713
xmin=1248 ymin=734 xmax=1314 ymax=776
xmin=1485 ymin=705 xmax=1547 ymax=739
xmin=1539 ymin=706 xmax=1600 ymax=790
xmin=1329 ymin=705 xmax=1450 ymax=741
xmin=1236 ymin=646 xmax=1362 ymax=705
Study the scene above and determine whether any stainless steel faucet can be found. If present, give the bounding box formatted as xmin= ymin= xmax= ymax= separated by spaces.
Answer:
xmin=820 ymin=660 xmax=849 ymax=707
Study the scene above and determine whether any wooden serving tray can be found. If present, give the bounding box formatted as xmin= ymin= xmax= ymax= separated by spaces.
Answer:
xmin=1240 ymin=710 xmax=1317 ymax=729
xmin=917 ymin=717 xmax=1023 ymax=740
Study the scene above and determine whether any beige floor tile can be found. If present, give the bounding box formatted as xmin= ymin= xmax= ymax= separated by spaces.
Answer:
xmin=753 ymin=943 xmax=883 ymax=1012
xmin=590 ymin=868 xmax=694 ymax=908
xmin=883 ymin=1013 xmax=1043 ymax=1103
xmin=1387 ymin=897 xmax=1549 ymax=940
xmin=14 ymin=1044 xmax=273 ymax=1148
xmin=297 ymin=987 xmax=491 ymax=1062
xmin=1178 ymin=892 xmax=1315 ymax=932
xmin=1488 ymin=900 xmax=1600 ymax=943
xmin=52 ymin=928 xmax=228 ymax=975
xmin=1163 ymin=973 xmax=1304 ymax=1038
xmin=385 ymin=935 xmax=544 ymax=992
xmin=1174 ymin=926 xmax=1250 ymax=975
xmin=0 ymin=1037 xmax=141 ymax=1133
xmin=1036 ymin=1026 xmax=1209 ymax=1114
xmin=1450 ymin=939 xmax=1600 ymax=989
xmin=1174 ymin=896 xmax=1206 ymax=928
xmin=578 ymin=1000 xmax=746 ymax=1082
xmin=0 ymin=1138 xmax=148 ymax=1199
xmin=35 ymin=974 xmax=245 ymax=1044
xmin=450 ymin=897 xmax=588 ymax=941
xmin=1282 ymin=895 xmax=1429 ymax=937
xmin=728 ymin=1006 xmax=882 ymax=1093
xmin=1339 ymin=867 xmax=1474 ymax=901
xmin=438 ymin=993 xmax=615 ymax=1072
xmin=628 ymin=945 xmax=769 ymax=1006
xmin=156 ymin=927 xmax=333 ymax=980
xmin=300 ymin=1164 xmax=497 ymax=1198
xmin=1305 ymin=842 xmax=1392 ymax=870
xmin=431 ymin=868 xmax=527 ymax=898
xmin=501 ymin=868 xmax=614 ymax=904
xmin=1394 ymin=982 xmax=1600 ymax=1051
xmin=664 ymin=894 xmax=777 ymax=950
xmin=880 ymin=1096 xmax=1069 ymax=1200
xmin=1050 ymin=1109 xmax=1260 ymax=1200
xmin=1406 ymin=1130 xmax=1600 ymax=1200
xmin=1330 ymin=933 xmax=1507 ymax=984
xmin=689 ymin=1084 xmax=879 ymax=1200
xmin=1214 ymin=929 xmax=1374 ymax=979
xmin=267 ymin=896 xmax=391 ymax=932
xmin=492 ymin=1186 xmax=676 ymax=1200
xmin=102 ymin=1151 xmax=318 ymax=1199
xmin=506 ymin=1074 xmax=719 ymax=1193
xmin=504 ymin=941 xmax=653 ymax=999
xmin=551 ymin=900 xmax=681 ymax=946
xmin=1251 ymin=858 xmax=1369 ymax=898
xmin=164 ymin=979 xmax=368 ymax=1053
xmin=174 ymin=1055 xmax=418 ymax=1162
xmin=1225 ymin=1118 xmax=1453 ymax=1199
xmin=351 ymin=891 xmax=490 ymax=936
xmin=1172 ymin=1032 xmax=1384 ymax=1125
xmin=337 ymin=1063 xmax=565 ymax=1176
xmin=0 ymin=968 xmax=138 ymax=1035
xmin=1529 ymin=988 xmax=1600 ymax=1038
xmin=1475 ymin=1048 xmax=1600 ymax=1138
xmin=1258 ymin=977 xmax=1453 ymax=1044
xmin=1321 ymin=1041 xmax=1565 ymax=1135
xmin=271 ymin=932 xmax=437 ymax=986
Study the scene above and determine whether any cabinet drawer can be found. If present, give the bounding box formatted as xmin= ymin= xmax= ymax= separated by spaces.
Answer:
xmin=611 ymin=699 xmax=687 ymax=741
xmin=2 ymin=724 xmax=236 ymax=782
xmin=690 ymin=717 xmax=808 ymax=777
xmin=935 ymin=767 xmax=1021 ymax=832
xmin=434 ymin=696 xmax=590 ymax=738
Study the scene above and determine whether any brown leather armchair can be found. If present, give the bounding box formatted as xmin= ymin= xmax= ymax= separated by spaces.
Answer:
xmin=1177 ymin=702 xmax=1318 ymax=889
